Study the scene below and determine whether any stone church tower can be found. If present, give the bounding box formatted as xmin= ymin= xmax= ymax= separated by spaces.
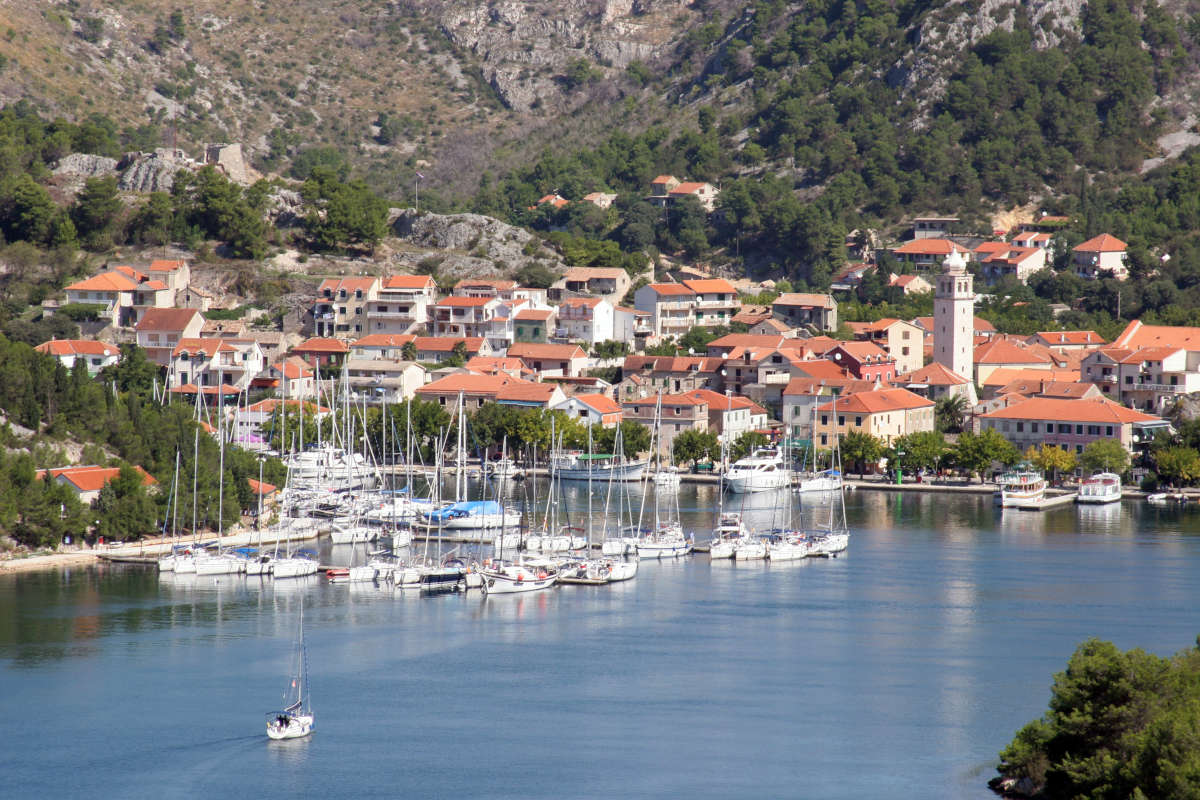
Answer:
xmin=934 ymin=250 xmax=974 ymax=385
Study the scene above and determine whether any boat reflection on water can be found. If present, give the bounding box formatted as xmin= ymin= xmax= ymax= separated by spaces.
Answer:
xmin=1075 ymin=501 xmax=1125 ymax=535
xmin=997 ymin=507 xmax=1047 ymax=537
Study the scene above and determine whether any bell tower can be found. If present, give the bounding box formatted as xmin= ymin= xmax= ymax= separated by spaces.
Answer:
xmin=933 ymin=249 xmax=974 ymax=382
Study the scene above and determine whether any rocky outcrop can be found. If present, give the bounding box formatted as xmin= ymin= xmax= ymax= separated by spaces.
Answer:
xmin=117 ymin=149 xmax=196 ymax=193
xmin=51 ymin=153 xmax=119 ymax=178
xmin=435 ymin=0 xmax=686 ymax=111
xmin=392 ymin=209 xmax=567 ymax=279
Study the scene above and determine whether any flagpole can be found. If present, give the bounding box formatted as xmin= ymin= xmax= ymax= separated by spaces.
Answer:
xmin=414 ymin=171 xmax=425 ymax=215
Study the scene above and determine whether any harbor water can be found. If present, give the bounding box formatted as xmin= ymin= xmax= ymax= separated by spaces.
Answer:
xmin=3 ymin=486 xmax=1200 ymax=798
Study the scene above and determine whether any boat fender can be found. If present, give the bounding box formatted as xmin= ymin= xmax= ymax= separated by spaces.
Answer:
xmin=517 ymin=574 xmax=524 ymax=581
xmin=537 ymin=572 xmax=548 ymax=580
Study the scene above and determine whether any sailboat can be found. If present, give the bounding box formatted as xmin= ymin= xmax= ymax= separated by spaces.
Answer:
xmin=266 ymin=601 xmax=314 ymax=740
xmin=709 ymin=430 xmax=751 ymax=559
xmin=636 ymin=395 xmax=691 ymax=559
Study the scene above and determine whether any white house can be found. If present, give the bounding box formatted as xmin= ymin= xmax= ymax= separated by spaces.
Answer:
xmin=1073 ymin=234 xmax=1129 ymax=281
xmin=34 ymin=339 xmax=121 ymax=375
xmin=552 ymin=393 xmax=624 ymax=428
xmin=556 ymin=297 xmax=614 ymax=345
xmin=135 ymin=307 xmax=205 ymax=366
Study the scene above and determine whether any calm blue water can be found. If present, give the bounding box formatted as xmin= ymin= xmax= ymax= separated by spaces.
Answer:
xmin=3 ymin=489 xmax=1200 ymax=799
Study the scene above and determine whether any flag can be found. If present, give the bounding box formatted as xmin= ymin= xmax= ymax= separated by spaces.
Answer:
xmin=415 ymin=171 xmax=425 ymax=180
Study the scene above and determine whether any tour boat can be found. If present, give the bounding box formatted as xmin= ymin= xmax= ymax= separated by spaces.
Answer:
xmin=266 ymin=601 xmax=314 ymax=741
xmin=1076 ymin=472 xmax=1122 ymax=505
xmin=551 ymin=452 xmax=647 ymax=481
xmin=994 ymin=468 xmax=1047 ymax=509
xmin=479 ymin=560 xmax=557 ymax=594
xmin=725 ymin=449 xmax=791 ymax=493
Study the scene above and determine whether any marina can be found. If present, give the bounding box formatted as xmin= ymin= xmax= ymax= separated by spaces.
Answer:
xmin=6 ymin=489 xmax=1200 ymax=798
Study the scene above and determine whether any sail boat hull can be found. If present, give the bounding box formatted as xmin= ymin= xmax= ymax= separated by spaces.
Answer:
xmin=267 ymin=713 xmax=313 ymax=740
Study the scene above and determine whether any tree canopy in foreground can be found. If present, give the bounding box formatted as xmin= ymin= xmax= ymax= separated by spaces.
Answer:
xmin=992 ymin=635 xmax=1200 ymax=798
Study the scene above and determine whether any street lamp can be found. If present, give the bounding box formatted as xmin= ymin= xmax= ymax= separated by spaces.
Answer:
xmin=895 ymin=448 xmax=905 ymax=485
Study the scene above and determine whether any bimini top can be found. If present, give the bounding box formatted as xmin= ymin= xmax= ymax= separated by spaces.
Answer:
xmin=423 ymin=500 xmax=502 ymax=522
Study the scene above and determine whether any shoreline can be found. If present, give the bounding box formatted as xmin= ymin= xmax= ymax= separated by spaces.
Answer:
xmin=0 ymin=481 xmax=1165 ymax=576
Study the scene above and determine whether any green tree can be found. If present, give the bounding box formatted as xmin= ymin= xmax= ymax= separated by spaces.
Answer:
xmin=514 ymin=262 xmax=558 ymax=289
xmin=678 ymin=325 xmax=728 ymax=354
xmin=400 ymin=341 xmax=418 ymax=362
xmin=1025 ymin=444 xmax=1078 ymax=484
xmin=672 ymin=428 xmax=718 ymax=466
xmin=99 ymin=344 xmax=162 ymax=396
xmin=840 ymin=430 xmax=884 ymax=476
xmin=935 ymin=394 xmax=969 ymax=433
xmin=729 ymin=431 xmax=769 ymax=462
xmin=952 ymin=428 xmax=1019 ymax=482
xmin=127 ymin=191 xmax=174 ymax=246
xmin=1154 ymin=446 xmax=1200 ymax=487
xmin=71 ymin=175 xmax=122 ymax=250
xmin=1080 ymin=439 xmax=1131 ymax=476
xmin=594 ymin=420 xmax=650 ymax=456
xmin=889 ymin=431 xmax=947 ymax=475
xmin=591 ymin=340 xmax=628 ymax=359
xmin=93 ymin=465 xmax=158 ymax=541
xmin=302 ymin=167 xmax=389 ymax=252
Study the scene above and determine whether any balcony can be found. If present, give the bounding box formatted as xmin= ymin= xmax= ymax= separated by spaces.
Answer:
xmin=1127 ymin=383 xmax=1183 ymax=393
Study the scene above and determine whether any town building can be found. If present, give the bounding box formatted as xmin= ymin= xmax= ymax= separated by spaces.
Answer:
xmin=34 ymin=339 xmax=121 ymax=375
xmin=825 ymin=342 xmax=897 ymax=383
xmin=1073 ymin=234 xmax=1129 ymax=281
xmin=311 ymin=277 xmax=380 ymax=338
xmin=977 ymin=245 xmax=1047 ymax=284
xmin=680 ymin=389 xmax=768 ymax=444
xmin=135 ymin=307 xmax=204 ymax=366
xmin=364 ymin=275 xmax=437 ymax=335
xmin=892 ymin=361 xmax=974 ymax=403
xmin=770 ymin=293 xmax=838 ymax=332
xmin=845 ymin=318 xmax=923 ymax=374
xmin=1027 ymin=331 xmax=1107 ymax=351
xmin=412 ymin=336 xmax=491 ymax=363
xmin=891 ymin=239 xmax=971 ymax=270
xmin=910 ymin=216 xmax=959 ymax=240
xmin=682 ymin=278 xmax=738 ymax=328
xmin=507 ymin=343 xmax=589 ymax=377
xmin=618 ymin=355 xmax=724 ymax=399
xmin=513 ymin=308 xmax=556 ymax=343
xmin=168 ymin=337 xmax=265 ymax=392
xmin=634 ymin=283 xmax=696 ymax=338
xmin=812 ymin=387 xmax=935 ymax=447
xmin=430 ymin=296 xmax=500 ymax=338
xmin=292 ymin=337 xmax=350 ymax=369
xmin=344 ymin=359 xmax=426 ymax=403
xmin=976 ymin=396 xmax=1167 ymax=456
xmin=550 ymin=267 xmax=631 ymax=304
xmin=888 ymin=274 xmax=934 ymax=295
xmin=622 ymin=393 xmax=709 ymax=456
xmin=556 ymin=297 xmax=614 ymax=345
xmin=781 ymin=377 xmax=877 ymax=446
xmin=553 ymin=393 xmax=624 ymax=428
xmin=933 ymin=251 xmax=975 ymax=395
xmin=37 ymin=465 xmax=157 ymax=505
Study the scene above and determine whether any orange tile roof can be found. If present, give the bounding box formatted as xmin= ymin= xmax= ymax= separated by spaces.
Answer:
xmin=495 ymin=382 xmax=559 ymax=403
xmin=247 ymin=478 xmax=277 ymax=495
xmin=417 ymin=373 xmax=530 ymax=396
xmin=35 ymin=339 xmax=120 ymax=357
xmin=560 ymin=297 xmax=602 ymax=309
xmin=38 ymin=465 xmax=157 ymax=492
xmin=645 ymin=282 xmax=695 ymax=297
xmin=294 ymin=337 xmax=350 ymax=353
xmin=438 ymin=296 xmax=494 ymax=308
xmin=514 ymin=308 xmax=554 ymax=321
xmin=895 ymin=362 xmax=970 ymax=386
xmin=669 ymin=182 xmax=709 ymax=195
xmin=892 ymin=239 xmax=968 ymax=256
xmin=980 ymin=396 xmax=1160 ymax=424
xmin=574 ymin=393 xmax=621 ymax=414
xmin=981 ymin=245 xmax=1041 ymax=265
xmin=681 ymin=389 xmax=759 ymax=411
xmin=317 ymin=276 xmax=377 ymax=295
xmin=1115 ymin=346 xmax=1184 ymax=364
xmin=271 ymin=359 xmax=313 ymax=380
xmin=791 ymin=359 xmax=852 ymax=379
xmin=623 ymin=392 xmax=708 ymax=407
xmin=1033 ymin=330 xmax=1106 ymax=346
xmin=707 ymin=333 xmax=812 ymax=351
xmin=172 ymin=338 xmax=238 ymax=357
xmin=413 ymin=336 xmax=486 ymax=353
xmin=773 ymin=293 xmax=836 ymax=308
xmin=623 ymin=355 xmax=724 ymax=373
xmin=1111 ymin=320 xmax=1200 ymax=350
xmin=782 ymin=377 xmax=876 ymax=396
xmin=829 ymin=341 xmax=892 ymax=360
xmin=974 ymin=339 xmax=1052 ymax=365
xmin=563 ymin=267 xmax=626 ymax=281
xmin=815 ymin=387 xmax=933 ymax=414
xmin=508 ymin=342 xmax=588 ymax=360
xmin=136 ymin=307 xmax=201 ymax=332
xmin=454 ymin=278 xmax=517 ymax=291
xmin=148 ymin=259 xmax=186 ymax=272
xmin=352 ymin=334 xmax=416 ymax=348
xmin=753 ymin=318 xmax=792 ymax=333
xmin=651 ymin=175 xmax=678 ymax=184
xmin=382 ymin=274 xmax=436 ymax=289
xmin=113 ymin=265 xmax=149 ymax=282
xmin=465 ymin=356 xmax=527 ymax=374
xmin=981 ymin=367 xmax=1080 ymax=387
xmin=681 ymin=278 xmax=736 ymax=293
xmin=1074 ymin=234 xmax=1127 ymax=253
xmin=65 ymin=271 xmax=140 ymax=292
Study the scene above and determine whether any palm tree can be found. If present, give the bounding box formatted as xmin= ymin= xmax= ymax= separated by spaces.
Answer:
xmin=935 ymin=394 xmax=968 ymax=433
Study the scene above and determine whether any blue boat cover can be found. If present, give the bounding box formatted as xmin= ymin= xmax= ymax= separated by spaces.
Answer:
xmin=423 ymin=500 xmax=501 ymax=522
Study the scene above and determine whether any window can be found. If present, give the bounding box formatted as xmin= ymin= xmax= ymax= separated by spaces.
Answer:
xmin=339 ymin=306 xmax=347 ymax=315
xmin=1106 ymin=426 xmax=1113 ymax=436
xmin=355 ymin=307 xmax=362 ymax=315
xmin=674 ymin=408 xmax=681 ymax=415
xmin=1058 ymin=424 xmax=1071 ymax=433
xmin=355 ymin=290 xmax=362 ymax=299
xmin=1016 ymin=422 xmax=1024 ymax=432
xmin=533 ymin=327 xmax=540 ymax=337
xmin=838 ymin=415 xmax=845 ymax=426
xmin=1125 ymin=376 xmax=1133 ymax=384
xmin=1075 ymin=424 xmax=1083 ymax=434
xmin=820 ymin=434 xmax=828 ymax=446
xmin=855 ymin=416 xmax=862 ymax=426
xmin=821 ymin=415 xmax=828 ymax=425
xmin=516 ymin=326 xmax=524 ymax=336
xmin=339 ymin=290 xmax=347 ymax=298
xmin=1030 ymin=423 xmax=1038 ymax=433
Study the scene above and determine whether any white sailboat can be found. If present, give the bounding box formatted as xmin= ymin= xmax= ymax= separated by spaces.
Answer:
xmin=636 ymin=395 xmax=691 ymax=559
xmin=266 ymin=601 xmax=314 ymax=740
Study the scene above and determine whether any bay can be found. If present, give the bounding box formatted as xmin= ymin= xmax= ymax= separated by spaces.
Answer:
xmin=3 ymin=486 xmax=1200 ymax=799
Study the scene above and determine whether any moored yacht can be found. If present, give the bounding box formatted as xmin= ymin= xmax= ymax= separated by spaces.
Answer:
xmin=725 ymin=448 xmax=790 ymax=493
xmin=1076 ymin=472 xmax=1122 ymax=505
xmin=708 ymin=512 xmax=749 ymax=559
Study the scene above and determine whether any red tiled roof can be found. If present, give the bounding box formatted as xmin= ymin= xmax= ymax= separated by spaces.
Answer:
xmin=669 ymin=182 xmax=709 ymax=195
xmin=294 ymin=337 xmax=350 ymax=353
xmin=1074 ymin=234 xmax=1126 ymax=253
xmin=815 ymin=387 xmax=933 ymax=413
xmin=974 ymin=339 xmax=1052 ymax=365
xmin=148 ymin=259 xmax=186 ymax=272
xmin=828 ymin=341 xmax=892 ymax=361
xmin=980 ymin=396 xmax=1160 ymax=424
xmin=514 ymin=308 xmax=554 ymax=321
xmin=1111 ymin=320 xmax=1200 ymax=351
xmin=37 ymin=465 xmax=157 ymax=492
xmin=561 ymin=297 xmax=602 ymax=309
xmin=65 ymin=271 xmax=140 ymax=292
xmin=272 ymin=359 xmax=314 ymax=380
xmin=382 ymin=275 xmax=436 ymax=290
xmin=136 ymin=307 xmax=201 ymax=332
xmin=681 ymin=389 xmax=759 ymax=411
xmin=495 ymin=383 xmax=559 ymax=403
xmin=773 ymin=293 xmax=836 ymax=309
xmin=623 ymin=392 xmax=708 ymax=407
xmin=623 ymin=355 xmax=724 ymax=373
xmin=782 ymin=377 xmax=876 ymax=396
xmin=352 ymin=334 xmax=416 ymax=348
xmin=246 ymin=398 xmax=330 ymax=414
xmin=113 ymin=265 xmax=149 ymax=282
xmin=563 ymin=267 xmax=625 ymax=281
xmin=413 ymin=336 xmax=486 ymax=353
xmin=1033 ymin=330 xmax=1106 ymax=346
xmin=892 ymin=239 xmax=968 ymax=256
xmin=574 ymin=393 xmax=621 ymax=414
xmin=651 ymin=175 xmax=677 ymax=184
xmin=247 ymin=478 xmax=277 ymax=495
xmin=317 ymin=276 xmax=377 ymax=294
xmin=35 ymin=339 xmax=120 ymax=357
xmin=681 ymin=278 xmax=736 ymax=294
xmin=791 ymin=359 xmax=852 ymax=379
xmin=465 ymin=356 xmax=527 ymax=374
xmin=981 ymin=367 xmax=1080 ymax=387
xmin=417 ymin=373 xmax=529 ymax=396
xmin=454 ymin=278 xmax=517 ymax=291
xmin=707 ymin=333 xmax=812 ymax=351
xmin=645 ymin=282 xmax=695 ymax=297
xmin=508 ymin=342 xmax=588 ymax=360
xmin=895 ymin=362 xmax=970 ymax=386
xmin=438 ymin=296 xmax=494 ymax=308
xmin=172 ymin=338 xmax=237 ymax=357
